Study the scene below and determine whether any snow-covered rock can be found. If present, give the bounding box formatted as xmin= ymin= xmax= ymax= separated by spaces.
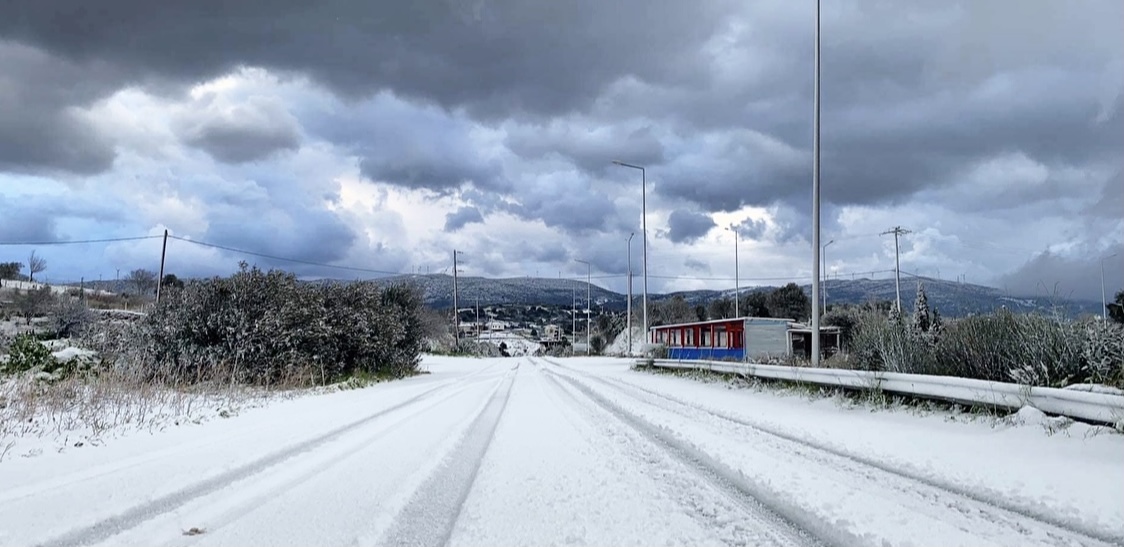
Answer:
xmin=51 ymin=347 xmax=97 ymax=363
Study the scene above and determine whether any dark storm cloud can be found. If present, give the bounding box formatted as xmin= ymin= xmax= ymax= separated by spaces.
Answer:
xmin=443 ymin=206 xmax=483 ymax=232
xmin=505 ymin=123 xmax=665 ymax=175
xmin=655 ymin=130 xmax=807 ymax=212
xmin=0 ymin=193 xmax=128 ymax=245
xmin=502 ymin=179 xmax=619 ymax=235
xmin=997 ymin=244 xmax=1124 ymax=302
xmin=733 ymin=218 xmax=768 ymax=241
xmin=179 ymin=96 xmax=301 ymax=163
xmin=0 ymin=0 xmax=731 ymax=119
xmin=0 ymin=207 xmax=60 ymax=243
xmin=665 ymin=210 xmax=715 ymax=244
xmin=205 ymin=207 xmax=355 ymax=265
xmin=300 ymin=94 xmax=506 ymax=193
xmin=0 ymin=42 xmax=117 ymax=174
xmin=597 ymin=1 xmax=1123 ymax=215
xmin=684 ymin=258 xmax=709 ymax=273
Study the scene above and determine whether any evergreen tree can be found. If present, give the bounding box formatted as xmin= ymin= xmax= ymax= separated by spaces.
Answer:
xmin=1109 ymin=290 xmax=1124 ymax=324
xmin=911 ymin=282 xmax=931 ymax=334
xmin=888 ymin=303 xmax=902 ymax=325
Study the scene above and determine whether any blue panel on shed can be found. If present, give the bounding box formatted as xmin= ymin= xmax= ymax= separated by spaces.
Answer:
xmin=668 ymin=347 xmax=745 ymax=361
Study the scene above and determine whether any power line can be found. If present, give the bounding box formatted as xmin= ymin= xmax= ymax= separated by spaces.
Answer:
xmin=0 ymin=235 xmax=162 ymax=246
xmin=168 ymin=236 xmax=406 ymax=276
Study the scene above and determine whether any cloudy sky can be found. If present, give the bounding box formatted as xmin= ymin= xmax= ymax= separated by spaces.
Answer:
xmin=1 ymin=0 xmax=1121 ymax=300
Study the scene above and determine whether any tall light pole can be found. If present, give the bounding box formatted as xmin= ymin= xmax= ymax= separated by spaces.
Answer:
xmin=627 ymin=232 xmax=635 ymax=355
xmin=810 ymin=0 xmax=823 ymax=366
xmin=1102 ymin=253 xmax=1118 ymax=323
xmin=822 ymin=239 xmax=835 ymax=312
xmin=612 ymin=160 xmax=648 ymax=349
xmin=726 ymin=225 xmax=740 ymax=317
xmin=576 ymin=259 xmax=592 ymax=355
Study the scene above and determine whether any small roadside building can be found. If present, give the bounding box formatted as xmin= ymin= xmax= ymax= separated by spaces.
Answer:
xmin=648 ymin=317 xmax=841 ymax=362
xmin=786 ymin=322 xmax=843 ymax=360
xmin=649 ymin=317 xmax=791 ymax=361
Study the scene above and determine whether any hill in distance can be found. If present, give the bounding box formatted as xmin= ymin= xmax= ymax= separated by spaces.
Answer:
xmin=369 ymin=274 xmax=1104 ymax=319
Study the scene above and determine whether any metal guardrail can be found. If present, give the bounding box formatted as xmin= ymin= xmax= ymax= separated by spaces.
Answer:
xmin=636 ymin=359 xmax=1124 ymax=426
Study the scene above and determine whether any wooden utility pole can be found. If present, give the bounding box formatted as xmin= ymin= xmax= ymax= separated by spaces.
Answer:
xmin=881 ymin=226 xmax=912 ymax=313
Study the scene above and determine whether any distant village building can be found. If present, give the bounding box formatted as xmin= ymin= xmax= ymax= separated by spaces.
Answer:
xmin=543 ymin=324 xmax=563 ymax=341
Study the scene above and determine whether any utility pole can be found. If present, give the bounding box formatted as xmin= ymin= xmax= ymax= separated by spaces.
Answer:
xmin=822 ymin=239 xmax=834 ymax=312
xmin=627 ymin=233 xmax=634 ymax=355
xmin=156 ymin=229 xmax=168 ymax=304
xmin=571 ymin=287 xmax=576 ymax=348
xmin=476 ymin=297 xmax=481 ymax=337
xmin=1103 ymin=253 xmax=1119 ymax=323
xmin=727 ymin=225 xmax=740 ymax=317
xmin=576 ymin=259 xmax=591 ymax=356
xmin=881 ymin=226 xmax=911 ymax=313
xmin=453 ymin=250 xmax=461 ymax=348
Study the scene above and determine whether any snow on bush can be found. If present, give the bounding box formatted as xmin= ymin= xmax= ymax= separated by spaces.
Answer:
xmin=847 ymin=307 xmax=1124 ymax=389
xmin=82 ymin=263 xmax=426 ymax=387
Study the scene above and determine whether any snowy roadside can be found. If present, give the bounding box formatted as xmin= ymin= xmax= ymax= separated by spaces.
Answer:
xmin=0 ymin=372 xmax=290 ymax=462
xmin=547 ymin=357 xmax=1124 ymax=541
xmin=0 ymin=354 xmax=485 ymax=463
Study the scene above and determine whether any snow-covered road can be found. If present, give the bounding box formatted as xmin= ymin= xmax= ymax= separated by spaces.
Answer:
xmin=2 ymin=356 xmax=1122 ymax=547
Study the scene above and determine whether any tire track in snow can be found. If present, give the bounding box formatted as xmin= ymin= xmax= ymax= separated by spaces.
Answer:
xmin=534 ymin=359 xmax=852 ymax=547
xmin=132 ymin=377 xmax=507 ymax=547
xmin=6 ymin=360 xmax=505 ymax=508
xmin=36 ymin=372 xmax=499 ymax=547
xmin=380 ymin=363 xmax=518 ymax=547
xmin=529 ymin=360 xmax=821 ymax=547
xmin=545 ymin=359 xmax=1124 ymax=547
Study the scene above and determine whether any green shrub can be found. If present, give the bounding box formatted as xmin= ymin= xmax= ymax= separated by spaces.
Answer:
xmin=847 ymin=308 xmax=1124 ymax=389
xmin=3 ymin=334 xmax=55 ymax=373
xmin=110 ymin=263 xmax=425 ymax=387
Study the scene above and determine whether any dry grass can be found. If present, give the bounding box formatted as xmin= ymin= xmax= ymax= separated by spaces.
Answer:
xmin=0 ymin=363 xmax=282 ymax=462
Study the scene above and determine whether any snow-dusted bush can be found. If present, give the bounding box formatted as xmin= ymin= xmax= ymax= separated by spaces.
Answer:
xmin=84 ymin=264 xmax=424 ymax=387
xmin=947 ymin=311 xmax=1085 ymax=386
xmin=1080 ymin=320 xmax=1124 ymax=387
xmin=846 ymin=306 xmax=1124 ymax=389
xmin=48 ymin=296 xmax=95 ymax=338
xmin=2 ymin=334 xmax=55 ymax=374
xmin=850 ymin=310 xmax=940 ymax=374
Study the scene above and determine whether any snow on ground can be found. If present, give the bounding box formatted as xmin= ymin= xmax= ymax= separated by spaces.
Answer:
xmin=1 ymin=354 xmax=1121 ymax=547
xmin=476 ymin=331 xmax=541 ymax=356
xmin=604 ymin=325 xmax=646 ymax=356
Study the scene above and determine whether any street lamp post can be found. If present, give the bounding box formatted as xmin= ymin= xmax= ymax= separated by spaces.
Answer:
xmin=726 ymin=225 xmax=739 ymax=317
xmin=612 ymin=160 xmax=648 ymax=349
xmin=1102 ymin=253 xmax=1118 ymax=323
xmin=576 ymin=259 xmax=592 ymax=355
xmin=627 ymin=233 xmax=635 ymax=355
xmin=810 ymin=0 xmax=823 ymax=366
xmin=822 ymin=239 xmax=835 ymax=312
